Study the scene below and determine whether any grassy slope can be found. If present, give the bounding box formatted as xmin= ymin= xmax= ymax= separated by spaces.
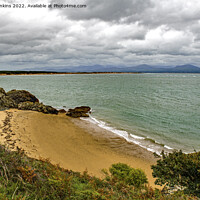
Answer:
xmin=0 ymin=145 xmax=196 ymax=200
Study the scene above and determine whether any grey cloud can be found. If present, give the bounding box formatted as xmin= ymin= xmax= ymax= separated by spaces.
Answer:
xmin=2 ymin=0 xmax=44 ymax=3
xmin=137 ymin=0 xmax=200 ymax=30
xmin=50 ymin=0 xmax=200 ymax=32
xmin=1 ymin=0 xmax=200 ymax=70
xmin=50 ymin=0 xmax=152 ymax=22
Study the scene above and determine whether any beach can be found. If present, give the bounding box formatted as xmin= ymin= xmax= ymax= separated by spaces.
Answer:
xmin=0 ymin=109 xmax=157 ymax=187
xmin=1 ymin=74 xmax=199 ymax=153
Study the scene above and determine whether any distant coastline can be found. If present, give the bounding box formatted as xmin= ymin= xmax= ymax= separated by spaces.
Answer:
xmin=1 ymin=71 xmax=200 ymax=76
xmin=1 ymin=64 xmax=200 ymax=75
xmin=0 ymin=71 xmax=142 ymax=75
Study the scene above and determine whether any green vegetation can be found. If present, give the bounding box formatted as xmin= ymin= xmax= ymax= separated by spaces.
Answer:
xmin=152 ymin=150 xmax=200 ymax=197
xmin=0 ymin=145 xmax=197 ymax=199
xmin=104 ymin=163 xmax=148 ymax=189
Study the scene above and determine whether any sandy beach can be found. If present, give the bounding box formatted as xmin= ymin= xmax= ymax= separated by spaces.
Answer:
xmin=0 ymin=109 xmax=157 ymax=187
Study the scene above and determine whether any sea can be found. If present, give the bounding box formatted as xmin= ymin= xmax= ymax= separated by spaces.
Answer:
xmin=0 ymin=73 xmax=199 ymax=154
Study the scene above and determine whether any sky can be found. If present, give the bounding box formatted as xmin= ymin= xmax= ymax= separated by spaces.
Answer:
xmin=0 ymin=0 xmax=200 ymax=70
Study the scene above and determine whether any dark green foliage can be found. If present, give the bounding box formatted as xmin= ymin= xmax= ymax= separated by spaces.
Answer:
xmin=152 ymin=150 xmax=200 ymax=197
xmin=0 ymin=145 xmax=197 ymax=199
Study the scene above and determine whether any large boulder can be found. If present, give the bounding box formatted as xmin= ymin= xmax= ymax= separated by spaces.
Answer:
xmin=0 ymin=88 xmax=17 ymax=110
xmin=66 ymin=106 xmax=91 ymax=118
xmin=18 ymin=102 xmax=58 ymax=114
xmin=7 ymin=89 xmax=39 ymax=104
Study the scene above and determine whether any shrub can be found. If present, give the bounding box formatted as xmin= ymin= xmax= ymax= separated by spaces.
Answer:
xmin=109 ymin=163 xmax=148 ymax=188
xmin=151 ymin=150 xmax=200 ymax=197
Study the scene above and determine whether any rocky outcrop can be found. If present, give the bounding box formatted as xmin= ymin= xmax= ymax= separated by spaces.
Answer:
xmin=18 ymin=102 xmax=58 ymax=114
xmin=0 ymin=87 xmax=58 ymax=114
xmin=0 ymin=88 xmax=6 ymax=95
xmin=66 ymin=106 xmax=91 ymax=118
xmin=58 ymin=109 xmax=66 ymax=113
xmin=0 ymin=88 xmax=17 ymax=110
xmin=1 ymin=88 xmax=91 ymax=116
xmin=7 ymin=89 xmax=39 ymax=104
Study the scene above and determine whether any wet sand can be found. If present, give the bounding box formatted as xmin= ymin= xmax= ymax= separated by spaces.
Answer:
xmin=0 ymin=109 xmax=157 ymax=187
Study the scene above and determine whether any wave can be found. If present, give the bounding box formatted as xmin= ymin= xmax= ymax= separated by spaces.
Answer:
xmin=164 ymin=145 xmax=173 ymax=150
xmin=81 ymin=115 xmax=173 ymax=155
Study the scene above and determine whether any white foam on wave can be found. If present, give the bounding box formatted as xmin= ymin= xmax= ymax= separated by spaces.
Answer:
xmin=81 ymin=115 xmax=173 ymax=154
xmin=164 ymin=145 xmax=173 ymax=150
xmin=130 ymin=134 xmax=145 ymax=140
xmin=82 ymin=115 xmax=130 ymax=140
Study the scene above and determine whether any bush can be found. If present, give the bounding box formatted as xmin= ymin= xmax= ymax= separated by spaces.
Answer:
xmin=151 ymin=150 xmax=200 ymax=197
xmin=109 ymin=163 xmax=148 ymax=188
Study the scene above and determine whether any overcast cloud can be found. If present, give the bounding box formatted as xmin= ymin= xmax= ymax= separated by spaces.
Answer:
xmin=0 ymin=0 xmax=200 ymax=70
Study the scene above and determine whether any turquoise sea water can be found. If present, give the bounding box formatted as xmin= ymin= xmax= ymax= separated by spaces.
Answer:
xmin=0 ymin=73 xmax=199 ymax=153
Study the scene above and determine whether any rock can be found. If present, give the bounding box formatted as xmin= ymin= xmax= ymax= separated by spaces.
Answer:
xmin=74 ymin=106 xmax=91 ymax=113
xmin=58 ymin=109 xmax=66 ymax=113
xmin=7 ymin=89 xmax=39 ymax=104
xmin=66 ymin=106 xmax=91 ymax=118
xmin=0 ymin=88 xmax=6 ymax=95
xmin=45 ymin=105 xmax=59 ymax=114
xmin=0 ymin=95 xmax=17 ymax=110
xmin=18 ymin=102 xmax=58 ymax=114
xmin=0 ymin=87 xmax=58 ymax=114
xmin=0 ymin=88 xmax=17 ymax=110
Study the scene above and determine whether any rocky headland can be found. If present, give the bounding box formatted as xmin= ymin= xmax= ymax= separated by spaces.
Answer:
xmin=0 ymin=87 xmax=91 ymax=117
xmin=0 ymin=88 xmax=58 ymax=114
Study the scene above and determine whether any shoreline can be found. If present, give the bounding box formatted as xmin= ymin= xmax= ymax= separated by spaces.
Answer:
xmin=79 ymin=116 xmax=174 ymax=155
xmin=0 ymin=109 xmax=158 ymax=187
xmin=73 ymin=117 xmax=156 ymax=162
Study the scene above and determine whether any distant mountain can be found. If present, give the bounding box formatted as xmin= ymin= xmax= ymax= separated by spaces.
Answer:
xmin=168 ymin=64 xmax=200 ymax=73
xmin=120 ymin=64 xmax=157 ymax=72
xmin=124 ymin=64 xmax=200 ymax=73
xmin=24 ymin=64 xmax=200 ymax=73
xmin=24 ymin=65 xmax=122 ymax=72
